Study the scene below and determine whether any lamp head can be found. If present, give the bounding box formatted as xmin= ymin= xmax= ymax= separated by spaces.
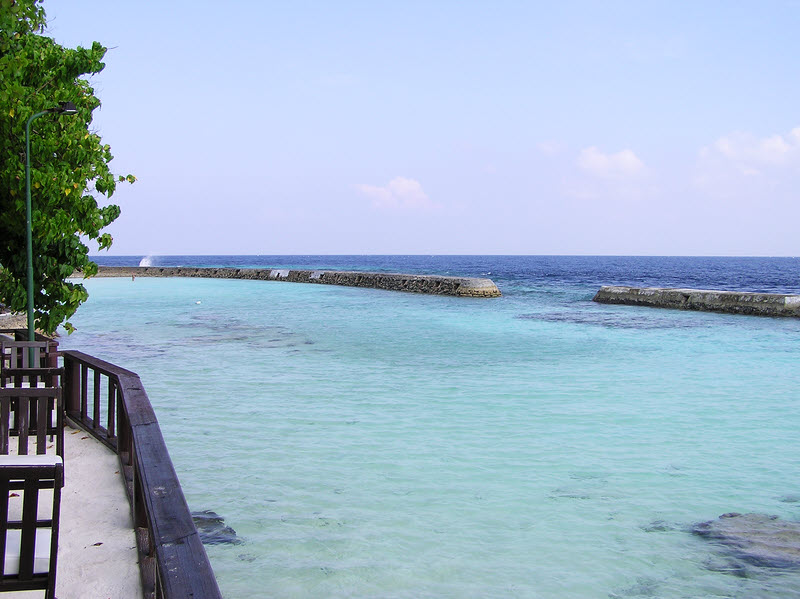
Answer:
xmin=57 ymin=101 xmax=78 ymax=115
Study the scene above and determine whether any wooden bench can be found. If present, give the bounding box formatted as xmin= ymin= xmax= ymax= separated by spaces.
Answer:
xmin=0 ymin=340 xmax=64 ymax=461
xmin=0 ymin=455 xmax=63 ymax=598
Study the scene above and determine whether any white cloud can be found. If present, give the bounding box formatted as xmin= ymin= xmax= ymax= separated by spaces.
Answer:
xmin=577 ymin=147 xmax=646 ymax=179
xmin=694 ymin=126 xmax=800 ymax=192
xmin=355 ymin=177 xmax=435 ymax=210
xmin=703 ymin=127 xmax=800 ymax=168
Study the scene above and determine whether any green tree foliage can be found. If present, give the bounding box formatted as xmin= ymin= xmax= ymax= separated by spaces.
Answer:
xmin=0 ymin=0 xmax=134 ymax=334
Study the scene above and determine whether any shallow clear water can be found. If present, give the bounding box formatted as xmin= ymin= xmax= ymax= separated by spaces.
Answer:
xmin=61 ymin=256 xmax=800 ymax=598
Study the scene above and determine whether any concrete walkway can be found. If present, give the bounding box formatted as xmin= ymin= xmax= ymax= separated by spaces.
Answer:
xmin=5 ymin=424 xmax=142 ymax=598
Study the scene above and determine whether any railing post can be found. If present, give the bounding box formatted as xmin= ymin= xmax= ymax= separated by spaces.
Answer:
xmin=118 ymin=403 xmax=129 ymax=465
xmin=133 ymin=448 xmax=148 ymax=529
xmin=63 ymin=355 xmax=81 ymax=415
xmin=108 ymin=380 xmax=117 ymax=442
xmin=46 ymin=337 xmax=58 ymax=368
xmin=80 ymin=363 xmax=88 ymax=422
xmin=93 ymin=371 xmax=101 ymax=429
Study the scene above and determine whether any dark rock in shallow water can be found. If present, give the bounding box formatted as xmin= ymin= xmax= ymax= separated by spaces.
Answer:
xmin=702 ymin=555 xmax=749 ymax=578
xmin=192 ymin=510 xmax=243 ymax=545
xmin=608 ymin=576 xmax=662 ymax=598
xmin=641 ymin=519 xmax=679 ymax=533
xmin=693 ymin=513 xmax=800 ymax=569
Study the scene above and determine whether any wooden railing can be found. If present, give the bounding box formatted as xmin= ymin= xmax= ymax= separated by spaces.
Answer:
xmin=61 ymin=350 xmax=222 ymax=599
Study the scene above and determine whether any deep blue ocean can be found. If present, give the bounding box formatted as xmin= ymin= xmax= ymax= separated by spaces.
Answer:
xmin=62 ymin=255 xmax=800 ymax=598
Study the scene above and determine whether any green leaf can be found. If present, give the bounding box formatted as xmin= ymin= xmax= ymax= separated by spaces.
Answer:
xmin=0 ymin=0 xmax=133 ymax=335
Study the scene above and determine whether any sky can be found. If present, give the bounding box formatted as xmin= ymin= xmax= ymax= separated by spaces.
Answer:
xmin=45 ymin=0 xmax=800 ymax=256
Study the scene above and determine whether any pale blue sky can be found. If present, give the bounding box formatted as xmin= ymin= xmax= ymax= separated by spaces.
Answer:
xmin=47 ymin=1 xmax=800 ymax=255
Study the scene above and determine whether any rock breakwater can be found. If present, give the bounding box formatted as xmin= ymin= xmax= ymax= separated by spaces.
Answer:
xmin=593 ymin=286 xmax=800 ymax=317
xmin=93 ymin=266 xmax=501 ymax=298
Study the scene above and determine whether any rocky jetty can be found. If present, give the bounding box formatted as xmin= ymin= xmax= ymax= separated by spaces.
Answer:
xmin=0 ymin=311 xmax=26 ymax=329
xmin=693 ymin=512 xmax=800 ymax=568
xmin=92 ymin=266 xmax=502 ymax=297
xmin=593 ymin=286 xmax=800 ymax=317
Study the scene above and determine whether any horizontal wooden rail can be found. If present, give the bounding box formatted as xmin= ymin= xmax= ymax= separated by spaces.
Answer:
xmin=61 ymin=350 xmax=221 ymax=599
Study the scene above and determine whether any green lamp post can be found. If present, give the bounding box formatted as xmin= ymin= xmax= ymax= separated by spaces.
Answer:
xmin=24 ymin=101 xmax=78 ymax=360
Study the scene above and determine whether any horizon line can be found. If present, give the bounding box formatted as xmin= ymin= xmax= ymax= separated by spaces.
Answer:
xmin=89 ymin=253 xmax=800 ymax=259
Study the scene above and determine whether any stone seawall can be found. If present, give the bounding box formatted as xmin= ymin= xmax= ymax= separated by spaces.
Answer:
xmin=593 ymin=285 xmax=800 ymax=317
xmin=93 ymin=266 xmax=501 ymax=298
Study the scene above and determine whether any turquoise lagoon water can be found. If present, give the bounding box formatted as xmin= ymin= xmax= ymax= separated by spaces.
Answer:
xmin=60 ymin=256 xmax=800 ymax=598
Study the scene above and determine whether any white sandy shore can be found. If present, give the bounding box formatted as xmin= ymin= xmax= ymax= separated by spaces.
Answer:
xmin=5 ymin=424 xmax=142 ymax=598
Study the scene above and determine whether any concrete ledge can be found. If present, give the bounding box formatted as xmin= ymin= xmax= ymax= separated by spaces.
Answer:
xmin=593 ymin=285 xmax=800 ymax=317
xmin=91 ymin=266 xmax=502 ymax=298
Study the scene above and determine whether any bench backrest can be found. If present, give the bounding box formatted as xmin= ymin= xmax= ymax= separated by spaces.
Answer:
xmin=0 ymin=367 xmax=63 ymax=390
xmin=0 ymin=341 xmax=48 ymax=371
xmin=0 ymin=388 xmax=64 ymax=459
